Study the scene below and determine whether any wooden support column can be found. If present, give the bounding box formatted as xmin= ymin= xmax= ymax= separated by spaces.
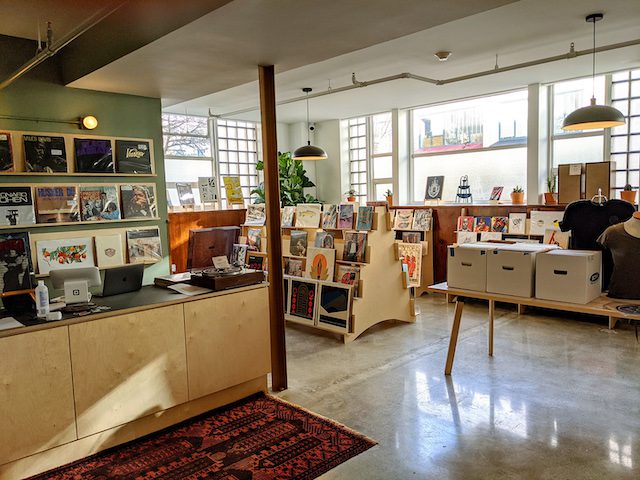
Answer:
xmin=258 ymin=65 xmax=287 ymax=391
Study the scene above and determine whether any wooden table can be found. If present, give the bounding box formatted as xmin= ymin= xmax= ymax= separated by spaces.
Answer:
xmin=427 ymin=282 xmax=640 ymax=375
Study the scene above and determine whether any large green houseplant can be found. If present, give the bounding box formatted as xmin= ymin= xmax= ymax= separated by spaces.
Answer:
xmin=251 ymin=151 xmax=320 ymax=205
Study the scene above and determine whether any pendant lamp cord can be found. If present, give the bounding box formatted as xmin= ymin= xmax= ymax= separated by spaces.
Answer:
xmin=591 ymin=17 xmax=596 ymax=101
xmin=306 ymin=90 xmax=311 ymax=146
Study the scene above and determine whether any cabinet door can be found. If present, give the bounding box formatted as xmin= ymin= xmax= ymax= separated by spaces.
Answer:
xmin=69 ymin=304 xmax=188 ymax=438
xmin=185 ymin=287 xmax=270 ymax=400
xmin=0 ymin=327 xmax=76 ymax=464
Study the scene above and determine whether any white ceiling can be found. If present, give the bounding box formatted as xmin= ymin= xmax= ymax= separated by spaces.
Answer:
xmin=163 ymin=0 xmax=640 ymax=123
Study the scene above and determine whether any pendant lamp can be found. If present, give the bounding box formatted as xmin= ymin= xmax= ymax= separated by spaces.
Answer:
xmin=292 ymin=88 xmax=327 ymax=160
xmin=561 ymin=13 xmax=625 ymax=131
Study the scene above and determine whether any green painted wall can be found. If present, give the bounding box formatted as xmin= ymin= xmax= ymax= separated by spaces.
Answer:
xmin=0 ymin=35 xmax=169 ymax=286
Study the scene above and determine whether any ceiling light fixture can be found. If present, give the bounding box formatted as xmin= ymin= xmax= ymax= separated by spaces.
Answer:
xmin=434 ymin=51 xmax=452 ymax=62
xmin=292 ymin=88 xmax=327 ymax=161
xmin=81 ymin=115 xmax=99 ymax=130
xmin=561 ymin=13 xmax=625 ymax=131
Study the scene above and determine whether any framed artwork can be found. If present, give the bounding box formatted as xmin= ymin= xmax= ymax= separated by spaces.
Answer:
xmin=74 ymin=138 xmax=113 ymax=173
xmin=222 ymin=176 xmax=244 ymax=205
xmin=356 ymin=206 xmax=374 ymax=231
xmin=95 ymin=234 xmax=125 ymax=268
xmin=289 ymin=230 xmax=308 ymax=257
xmin=425 ymin=176 xmax=444 ymax=201
xmin=397 ymin=242 xmax=422 ymax=287
xmin=393 ymin=209 xmax=413 ymax=230
xmin=245 ymin=204 xmax=266 ymax=226
xmin=231 ymin=243 xmax=248 ymax=265
xmin=247 ymin=228 xmax=262 ymax=252
xmin=338 ymin=204 xmax=354 ymax=229
xmin=305 ymin=247 xmax=336 ymax=281
xmin=198 ymin=176 xmax=217 ymax=203
xmin=79 ymin=186 xmax=121 ymax=221
xmin=489 ymin=186 xmax=504 ymax=201
xmin=456 ymin=231 xmax=478 ymax=245
xmin=322 ymin=204 xmax=338 ymax=229
xmin=120 ymin=184 xmax=157 ymax=219
xmin=508 ymin=213 xmax=527 ymax=235
xmin=317 ymin=282 xmax=353 ymax=332
xmin=530 ymin=211 xmax=562 ymax=236
xmin=115 ymin=139 xmax=152 ymax=174
xmin=314 ymin=231 xmax=335 ymax=249
xmin=281 ymin=206 xmax=296 ymax=228
xmin=287 ymin=279 xmax=318 ymax=323
xmin=0 ymin=132 xmax=14 ymax=172
xmin=473 ymin=216 xmax=491 ymax=232
xmin=284 ymin=257 xmax=304 ymax=277
xmin=343 ymin=231 xmax=367 ymax=263
xmin=0 ymin=232 xmax=34 ymax=293
xmin=36 ymin=237 xmax=95 ymax=274
xmin=35 ymin=186 xmax=79 ymax=223
xmin=24 ymin=135 xmax=67 ymax=172
xmin=335 ymin=264 xmax=360 ymax=296
xmin=0 ymin=186 xmax=35 ymax=226
xmin=544 ymin=229 xmax=570 ymax=249
xmin=176 ymin=183 xmax=195 ymax=206
xmin=412 ymin=209 xmax=432 ymax=231
xmin=491 ymin=216 xmax=508 ymax=233
xmin=127 ymin=228 xmax=162 ymax=263
xmin=457 ymin=216 xmax=474 ymax=232
xmin=295 ymin=203 xmax=322 ymax=228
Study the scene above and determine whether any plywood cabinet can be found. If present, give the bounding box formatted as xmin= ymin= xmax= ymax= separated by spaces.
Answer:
xmin=0 ymin=327 xmax=76 ymax=465
xmin=68 ymin=304 xmax=188 ymax=437
xmin=185 ymin=287 xmax=270 ymax=400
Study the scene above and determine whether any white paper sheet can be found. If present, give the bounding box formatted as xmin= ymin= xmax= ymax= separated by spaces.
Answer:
xmin=0 ymin=317 xmax=23 ymax=331
xmin=167 ymin=284 xmax=213 ymax=296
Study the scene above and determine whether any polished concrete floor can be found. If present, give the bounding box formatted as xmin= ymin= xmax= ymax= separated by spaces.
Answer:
xmin=277 ymin=294 xmax=640 ymax=479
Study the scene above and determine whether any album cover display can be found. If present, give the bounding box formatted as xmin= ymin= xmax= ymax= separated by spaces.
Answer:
xmin=343 ymin=231 xmax=367 ymax=263
xmin=295 ymin=203 xmax=322 ymax=228
xmin=74 ymin=138 xmax=113 ymax=173
xmin=393 ymin=209 xmax=413 ymax=230
xmin=0 ymin=232 xmax=33 ymax=293
xmin=305 ymin=247 xmax=336 ymax=281
xmin=402 ymin=232 xmax=421 ymax=243
xmin=397 ymin=242 xmax=422 ymax=287
xmin=490 ymin=186 xmax=504 ymax=201
xmin=356 ymin=206 xmax=374 ymax=231
xmin=530 ymin=211 xmax=562 ymax=236
xmin=314 ymin=231 xmax=335 ymax=249
xmin=335 ymin=264 xmax=360 ymax=296
xmin=289 ymin=230 xmax=308 ymax=257
xmin=36 ymin=237 xmax=95 ymax=275
xmin=24 ymin=135 xmax=67 ymax=172
xmin=222 ymin=176 xmax=244 ymax=205
xmin=425 ymin=176 xmax=444 ymax=200
xmin=338 ymin=203 xmax=354 ymax=229
xmin=0 ymin=186 xmax=35 ymax=226
xmin=247 ymin=254 xmax=264 ymax=270
xmin=412 ymin=209 xmax=432 ymax=231
xmin=115 ymin=140 xmax=152 ymax=174
xmin=120 ymin=184 xmax=157 ymax=219
xmin=198 ymin=176 xmax=217 ymax=203
xmin=281 ymin=206 xmax=296 ymax=227
xmin=95 ymin=234 xmax=125 ymax=268
xmin=456 ymin=231 xmax=478 ymax=245
xmin=0 ymin=132 xmax=13 ymax=172
xmin=79 ymin=186 xmax=120 ymax=221
xmin=457 ymin=216 xmax=474 ymax=232
xmin=491 ymin=216 xmax=508 ymax=233
xmin=127 ymin=228 xmax=162 ymax=263
xmin=35 ymin=186 xmax=79 ymax=223
xmin=284 ymin=257 xmax=304 ymax=277
xmin=322 ymin=204 xmax=338 ymax=229
xmin=288 ymin=279 xmax=317 ymax=322
xmin=508 ymin=213 xmax=527 ymax=234
xmin=176 ymin=183 xmax=195 ymax=206
xmin=247 ymin=228 xmax=262 ymax=252
xmin=245 ymin=204 xmax=266 ymax=226
xmin=317 ymin=283 xmax=352 ymax=332
xmin=231 ymin=243 xmax=248 ymax=265
xmin=544 ymin=229 xmax=570 ymax=249
xmin=473 ymin=216 xmax=491 ymax=232
xmin=480 ymin=232 xmax=502 ymax=242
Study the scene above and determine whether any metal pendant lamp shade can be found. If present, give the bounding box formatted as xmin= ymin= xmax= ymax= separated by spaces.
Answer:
xmin=561 ymin=13 xmax=625 ymax=131
xmin=292 ymin=87 xmax=327 ymax=161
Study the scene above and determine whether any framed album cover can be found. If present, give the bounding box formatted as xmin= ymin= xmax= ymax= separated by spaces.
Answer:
xmin=74 ymin=138 xmax=114 ymax=173
xmin=24 ymin=135 xmax=67 ymax=172
xmin=115 ymin=139 xmax=152 ymax=174
xmin=0 ymin=132 xmax=13 ymax=172
xmin=120 ymin=185 xmax=157 ymax=219
xmin=0 ymin=232 xmax=34 ymax=293
xmin=0 ymin=186 xmax=35 ymax=226
xmin=35 ymin=186 xmax=80 ymax=223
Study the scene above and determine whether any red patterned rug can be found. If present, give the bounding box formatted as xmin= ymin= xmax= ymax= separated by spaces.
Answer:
xmin=29 ymin=393 xmax=376 ymax=480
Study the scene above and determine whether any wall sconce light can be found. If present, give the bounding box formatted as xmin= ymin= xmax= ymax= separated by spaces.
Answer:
xmin=81 ymin=115 xmax=99 ymax=130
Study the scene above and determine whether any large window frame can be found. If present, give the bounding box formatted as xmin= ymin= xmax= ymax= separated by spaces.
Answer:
xmin=610 ymin=69 xmax=640 ymax=194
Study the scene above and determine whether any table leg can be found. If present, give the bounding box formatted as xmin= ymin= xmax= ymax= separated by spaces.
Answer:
xmin=445 ymin=300 xmax=465 ymax=375
xmin=489 ymin=299 xmax=495 ymax=357
xmin=609 ymin=316 xmax=618 ymax=330
xmin=517 ymin=304 xmax=524 ymax=315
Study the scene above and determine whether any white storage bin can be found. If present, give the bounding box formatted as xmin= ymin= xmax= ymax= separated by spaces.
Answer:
xmin=486 ymin=243 xmax=553 ymax=297
xmin=447 ymin=243 xmax=492 ymax=292
xmin=535 ymin=250 xmax=602 ymax=304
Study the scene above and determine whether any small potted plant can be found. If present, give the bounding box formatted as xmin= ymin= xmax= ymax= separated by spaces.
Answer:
xmin=384 ymin=189 xmax=393 ymax=206
xmin=544 ymin=176 xmax=557 ymax=205
xmin=621 ymin=184 xmax=637 ymax=204
xmin=511 ymin=186 xmax=525 ymax=205
xmin=345 ymin=188 xmax=357 ymax=202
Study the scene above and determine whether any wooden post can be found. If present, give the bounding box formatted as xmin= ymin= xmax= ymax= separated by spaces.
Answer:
xmin=258 ymin=65 xmax=287 ymax=391
xmin=445 ymin=300 xmax=464 ymax=375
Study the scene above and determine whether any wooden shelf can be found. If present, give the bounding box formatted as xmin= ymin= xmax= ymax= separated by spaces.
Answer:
xmin=335 ymin=259 xmax=369 ymax=266
xmin=282 ymin=254 xmax=306 ymax=260
xmin=1 ymin=172 xmax=157 ymax=177
xmin=0 ymin=217 xmax=161 ymax=230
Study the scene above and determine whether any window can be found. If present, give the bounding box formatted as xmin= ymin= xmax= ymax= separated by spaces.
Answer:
xmin=371 ymin=113 xmax=393 ymax=201
xmin=347 ymin=117 xmax=368 ymax=202
xmin=610 ymin=69 xmax=640 ymax=194
xmin=216 ymin=119 xmax=260 ymax=208
xmin=550 ymin=76 xmax=605 ymax=168
xmin=410 ymin=90 xmax=528 ymax=202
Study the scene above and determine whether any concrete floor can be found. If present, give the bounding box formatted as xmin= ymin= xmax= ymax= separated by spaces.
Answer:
xmin=277 ymin=294 xmax=640 ymax=479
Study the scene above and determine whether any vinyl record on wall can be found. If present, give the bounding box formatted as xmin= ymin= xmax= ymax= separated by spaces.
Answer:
xmin=115 ymin=140 xmax=152 ymax=174
xmin=0 ymin=132 xmax=14 ymax=172
xmin=23 ymin=135 xmax=67 ymax=172
xmin=74 ymin=138 xmax=114 ymax=173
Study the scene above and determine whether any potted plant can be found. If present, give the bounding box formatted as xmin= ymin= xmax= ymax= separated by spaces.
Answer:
xmin=511 ymin=186 xmax=525 ymax=205
xmin=251 ymin=151 xmax=320 ymax=205
xmin=384 ymin=189 xmax=393 ymax=206
xmin=544 ymin=176 xmax=557 ymax=205
xmin=345 ymin=189 xmax=357 ymax=202
xmin=621 ymin=184 xmax=637 ymax=204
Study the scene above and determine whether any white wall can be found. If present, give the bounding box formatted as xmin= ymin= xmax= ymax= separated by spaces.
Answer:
xmin=313 ymin=119 xmax=344 ymax=204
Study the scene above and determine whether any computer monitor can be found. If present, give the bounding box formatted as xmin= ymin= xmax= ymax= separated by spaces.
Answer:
xmin=186 ymin=226 xmax=240 ymax=271
xmin=50 ymin=267 xmax=101 ymax=304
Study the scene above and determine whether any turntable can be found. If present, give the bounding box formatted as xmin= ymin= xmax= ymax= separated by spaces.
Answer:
xmin=189 ymin=266 xmax=265 ymax=291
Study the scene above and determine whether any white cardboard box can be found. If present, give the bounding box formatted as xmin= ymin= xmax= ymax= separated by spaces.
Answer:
xmin=486 ymin=243 xmax=554 ymax=297
xmin=535 ymin=250 xmax=602 ymax=304
xmin=447 ymin=243 xmax=491 ymax=291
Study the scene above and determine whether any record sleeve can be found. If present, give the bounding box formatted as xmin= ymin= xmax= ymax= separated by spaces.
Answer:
xmin=24 ymin=135 xmax=67 ymax=172
xmin=115 ymin=140 xmax=152 ymax=174
xmin=74 ymin=138 xmax=114 ymax=173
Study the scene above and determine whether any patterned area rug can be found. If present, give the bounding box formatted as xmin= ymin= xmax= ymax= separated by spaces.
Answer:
xmin=29 ymin=393 xmax=376 ymax=480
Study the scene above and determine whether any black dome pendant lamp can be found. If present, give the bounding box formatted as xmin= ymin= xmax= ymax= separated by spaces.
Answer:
xmin=561 ymin=13 xmax=625 ymax=131
xmin=292 ymin=87 xmax=327 ymax=160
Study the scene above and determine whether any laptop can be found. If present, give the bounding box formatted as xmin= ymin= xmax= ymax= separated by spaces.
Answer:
xmin=95 ymin=264 xmax=144 ymax=297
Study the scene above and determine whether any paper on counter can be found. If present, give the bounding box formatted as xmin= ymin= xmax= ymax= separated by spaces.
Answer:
xmin=167 ymin=284 xmax=214 ymax=296
xmin=0 ymin=317 xmax=24 ymax=331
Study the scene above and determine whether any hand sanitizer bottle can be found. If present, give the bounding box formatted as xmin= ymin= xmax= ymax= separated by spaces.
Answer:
xmin=35 ymin=280 xmax=50 ymax=318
